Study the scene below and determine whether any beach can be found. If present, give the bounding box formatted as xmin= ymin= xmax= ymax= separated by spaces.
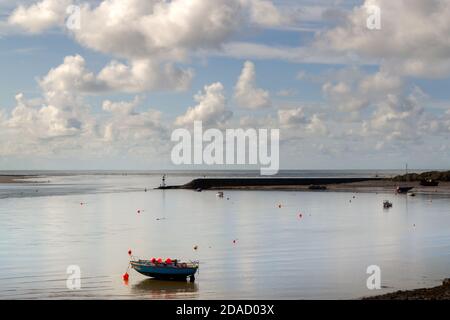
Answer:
xmin=0 ymin=175 xmax=32 ymax=183
xmin=365 ymin=279 xmax=450 ymax=300
xmin=162 ymin=177 xmax=450 ymax=196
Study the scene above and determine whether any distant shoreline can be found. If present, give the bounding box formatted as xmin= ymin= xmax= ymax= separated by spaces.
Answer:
xmin=158 ymin=177 xmax=450 ymax=195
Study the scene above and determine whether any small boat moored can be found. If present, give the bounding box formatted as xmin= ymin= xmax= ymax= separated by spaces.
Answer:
xmin=396 ymin=186 xmax=414 ymax=194
xmin=131 ymin=258 xmax=199 ymax=281
xmin=420 ymin=179 xmax=439 ymax=187
xmin=308 ymin=185 xmax=327 ymax=191
xmin=216 ymin=191 xmax=224 ymax=198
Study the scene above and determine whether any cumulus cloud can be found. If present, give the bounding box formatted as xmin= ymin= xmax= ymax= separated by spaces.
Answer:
xmin=102 ymin=97 xmax=166 ymax=144
xmin=278 ymin=108 xmax=306 ymax=127
xmin=245 ymin=0 xmax=282 ymax=27
xmin=5 ymin=91 xmax=92 ymax=141
xmin=8 ymin=0 xmax=71 ymax=33
xmin=277 ymin=107 xmax=329 ymax=139
xmin=319 ymin=0 xmax=450 ymax=78
xmin=97 ymin=59 xmax=193 ymax=93
xmin=322 ymin=68 xmax=402 ymax=113
xmin=175 ymin=82 xmax=232 ymax=127
xmin=39 ymin=55 xmax=104 ymax=93
xmin=234 ymin=61 xmax=271 ymax=109
xmin=306 ymin=114 xmax=328 ymax=136
xmin=39 ymin=55 xmax=193 ymax=94
xmin=7 ymin=0 xmax=284 ymax=58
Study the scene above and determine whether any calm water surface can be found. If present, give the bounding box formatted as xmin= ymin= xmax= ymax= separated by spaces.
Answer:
xmin=0 ymin=173 xmax=449 ymax=299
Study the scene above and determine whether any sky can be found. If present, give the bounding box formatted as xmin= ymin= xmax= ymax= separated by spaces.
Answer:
xmin=0 ymin=0 xmax=450 ymax=170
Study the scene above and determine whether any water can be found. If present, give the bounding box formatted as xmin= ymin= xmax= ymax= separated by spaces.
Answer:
xmin=0 ymin=172 xmax=449 ymax=299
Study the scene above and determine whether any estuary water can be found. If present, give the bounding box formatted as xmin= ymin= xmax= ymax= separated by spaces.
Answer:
xmin=0 ymin=171 xmax=449 ymax=299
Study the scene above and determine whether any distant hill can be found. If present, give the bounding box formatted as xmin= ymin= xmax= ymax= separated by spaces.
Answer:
xmin=392 ymin=171 xmax=450 ymax=182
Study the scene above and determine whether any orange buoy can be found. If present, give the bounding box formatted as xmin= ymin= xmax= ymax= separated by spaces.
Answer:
xmin=122 ymin=272 xmax=129 ymax=281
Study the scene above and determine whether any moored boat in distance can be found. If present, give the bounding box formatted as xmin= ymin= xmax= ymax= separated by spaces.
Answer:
xmin=420 ymin=179 xmax=439 ymax=187
xmin=396 ymin=186 xmax=414 ymax=194
xmin=308 ymin=185 xmax=327 ymax=191
xmin=131 ymin=258 xmax=199 ymax=281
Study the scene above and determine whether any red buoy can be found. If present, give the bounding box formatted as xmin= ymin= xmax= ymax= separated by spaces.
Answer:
xmin=157 ymin=258 xmax=162 ymax=263
xmin=122 ymin=272 xmax=129 ymax=281
xmin=128 ymin=249 xmax=132 ymax=256
xmin=165 ymin=258 xmax=172 ymax=264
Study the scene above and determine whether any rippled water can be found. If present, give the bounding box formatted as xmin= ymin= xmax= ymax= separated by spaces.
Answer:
xmin=1 ymin=173 xmax=449 ymax=299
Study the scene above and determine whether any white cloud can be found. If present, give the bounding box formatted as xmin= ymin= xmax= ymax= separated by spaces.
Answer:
xmin=234 ymin=61 xmax=271 ymax=109
xmin=278 ymin=108 xmax=306 ymax=126
xmin=5 ymin=92 xmax=92 ymax=141
xmin=319 ymin=0 xmax=450 ymax=78
xmin=39 ymin=55 xmax=103 ymax=93
xmin=245 ymin=0 xmax=282 ymax=27
xmin=102 ymin=96 xmax=142 ymax=116
xmin=102 ymin=97 xmax=165 ymax=144
xmin=277 ymin=107 xmax=329 ymax=139
xmin=7 ymin=0 xmax=285 ymax=58
xmin=39 ymin=55 xmax=193 ymax=94
xmin=8 ymin=0 xmax=71 ymax=34
xmin=306 ymin=114 xmax=328 ymax=136
xmin=97 ymin=59 xmax=193 ymax=93
xmin=322 ymin=68 xmax=402 ymax=113
xmin=175 ymin=82 xmax=232 ymax=126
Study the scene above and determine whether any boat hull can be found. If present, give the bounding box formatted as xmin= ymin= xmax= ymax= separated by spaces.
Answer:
xmin=420 ymin=180 xmax=439 ymax=187
xmin=131 ymin=261 xmax=198 ymax=280
xmin=396 ymin=186 xmax=414 ymax=194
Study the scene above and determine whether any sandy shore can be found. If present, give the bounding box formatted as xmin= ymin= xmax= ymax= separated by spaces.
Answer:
xmin=272 ymin=180 xmax=450 ymax=195
xmin=364 ymin=279 xmax=450 ymax=300
xmin=0 ymin=175 xmax=34 ymax=183
xmin=174 ymin=178 xmax=450 ymax=196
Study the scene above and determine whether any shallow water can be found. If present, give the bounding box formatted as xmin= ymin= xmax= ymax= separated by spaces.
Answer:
xmin=0 ymin=173 xmax=449 ymax=299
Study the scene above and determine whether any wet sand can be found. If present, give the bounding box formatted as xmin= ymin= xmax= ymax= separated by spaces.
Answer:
xmin=171 ymin=178 xmax=450 ymax=196
xmin=0 ymin=175 xmax=33 ymax=183
xmin=364 ymin=279 xmax=450 ymax=300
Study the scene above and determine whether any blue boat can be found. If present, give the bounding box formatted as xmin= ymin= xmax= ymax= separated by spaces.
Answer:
xmin=130 ymin=259 xmax=199 ymax=281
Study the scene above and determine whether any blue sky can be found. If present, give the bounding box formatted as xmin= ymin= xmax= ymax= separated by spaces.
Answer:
xmin=1 ymin=0 xmax=450 ymax=170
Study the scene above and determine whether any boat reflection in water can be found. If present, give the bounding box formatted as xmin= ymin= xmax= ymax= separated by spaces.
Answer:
xmin=132 ymin=278 xmax=199 ymax=299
